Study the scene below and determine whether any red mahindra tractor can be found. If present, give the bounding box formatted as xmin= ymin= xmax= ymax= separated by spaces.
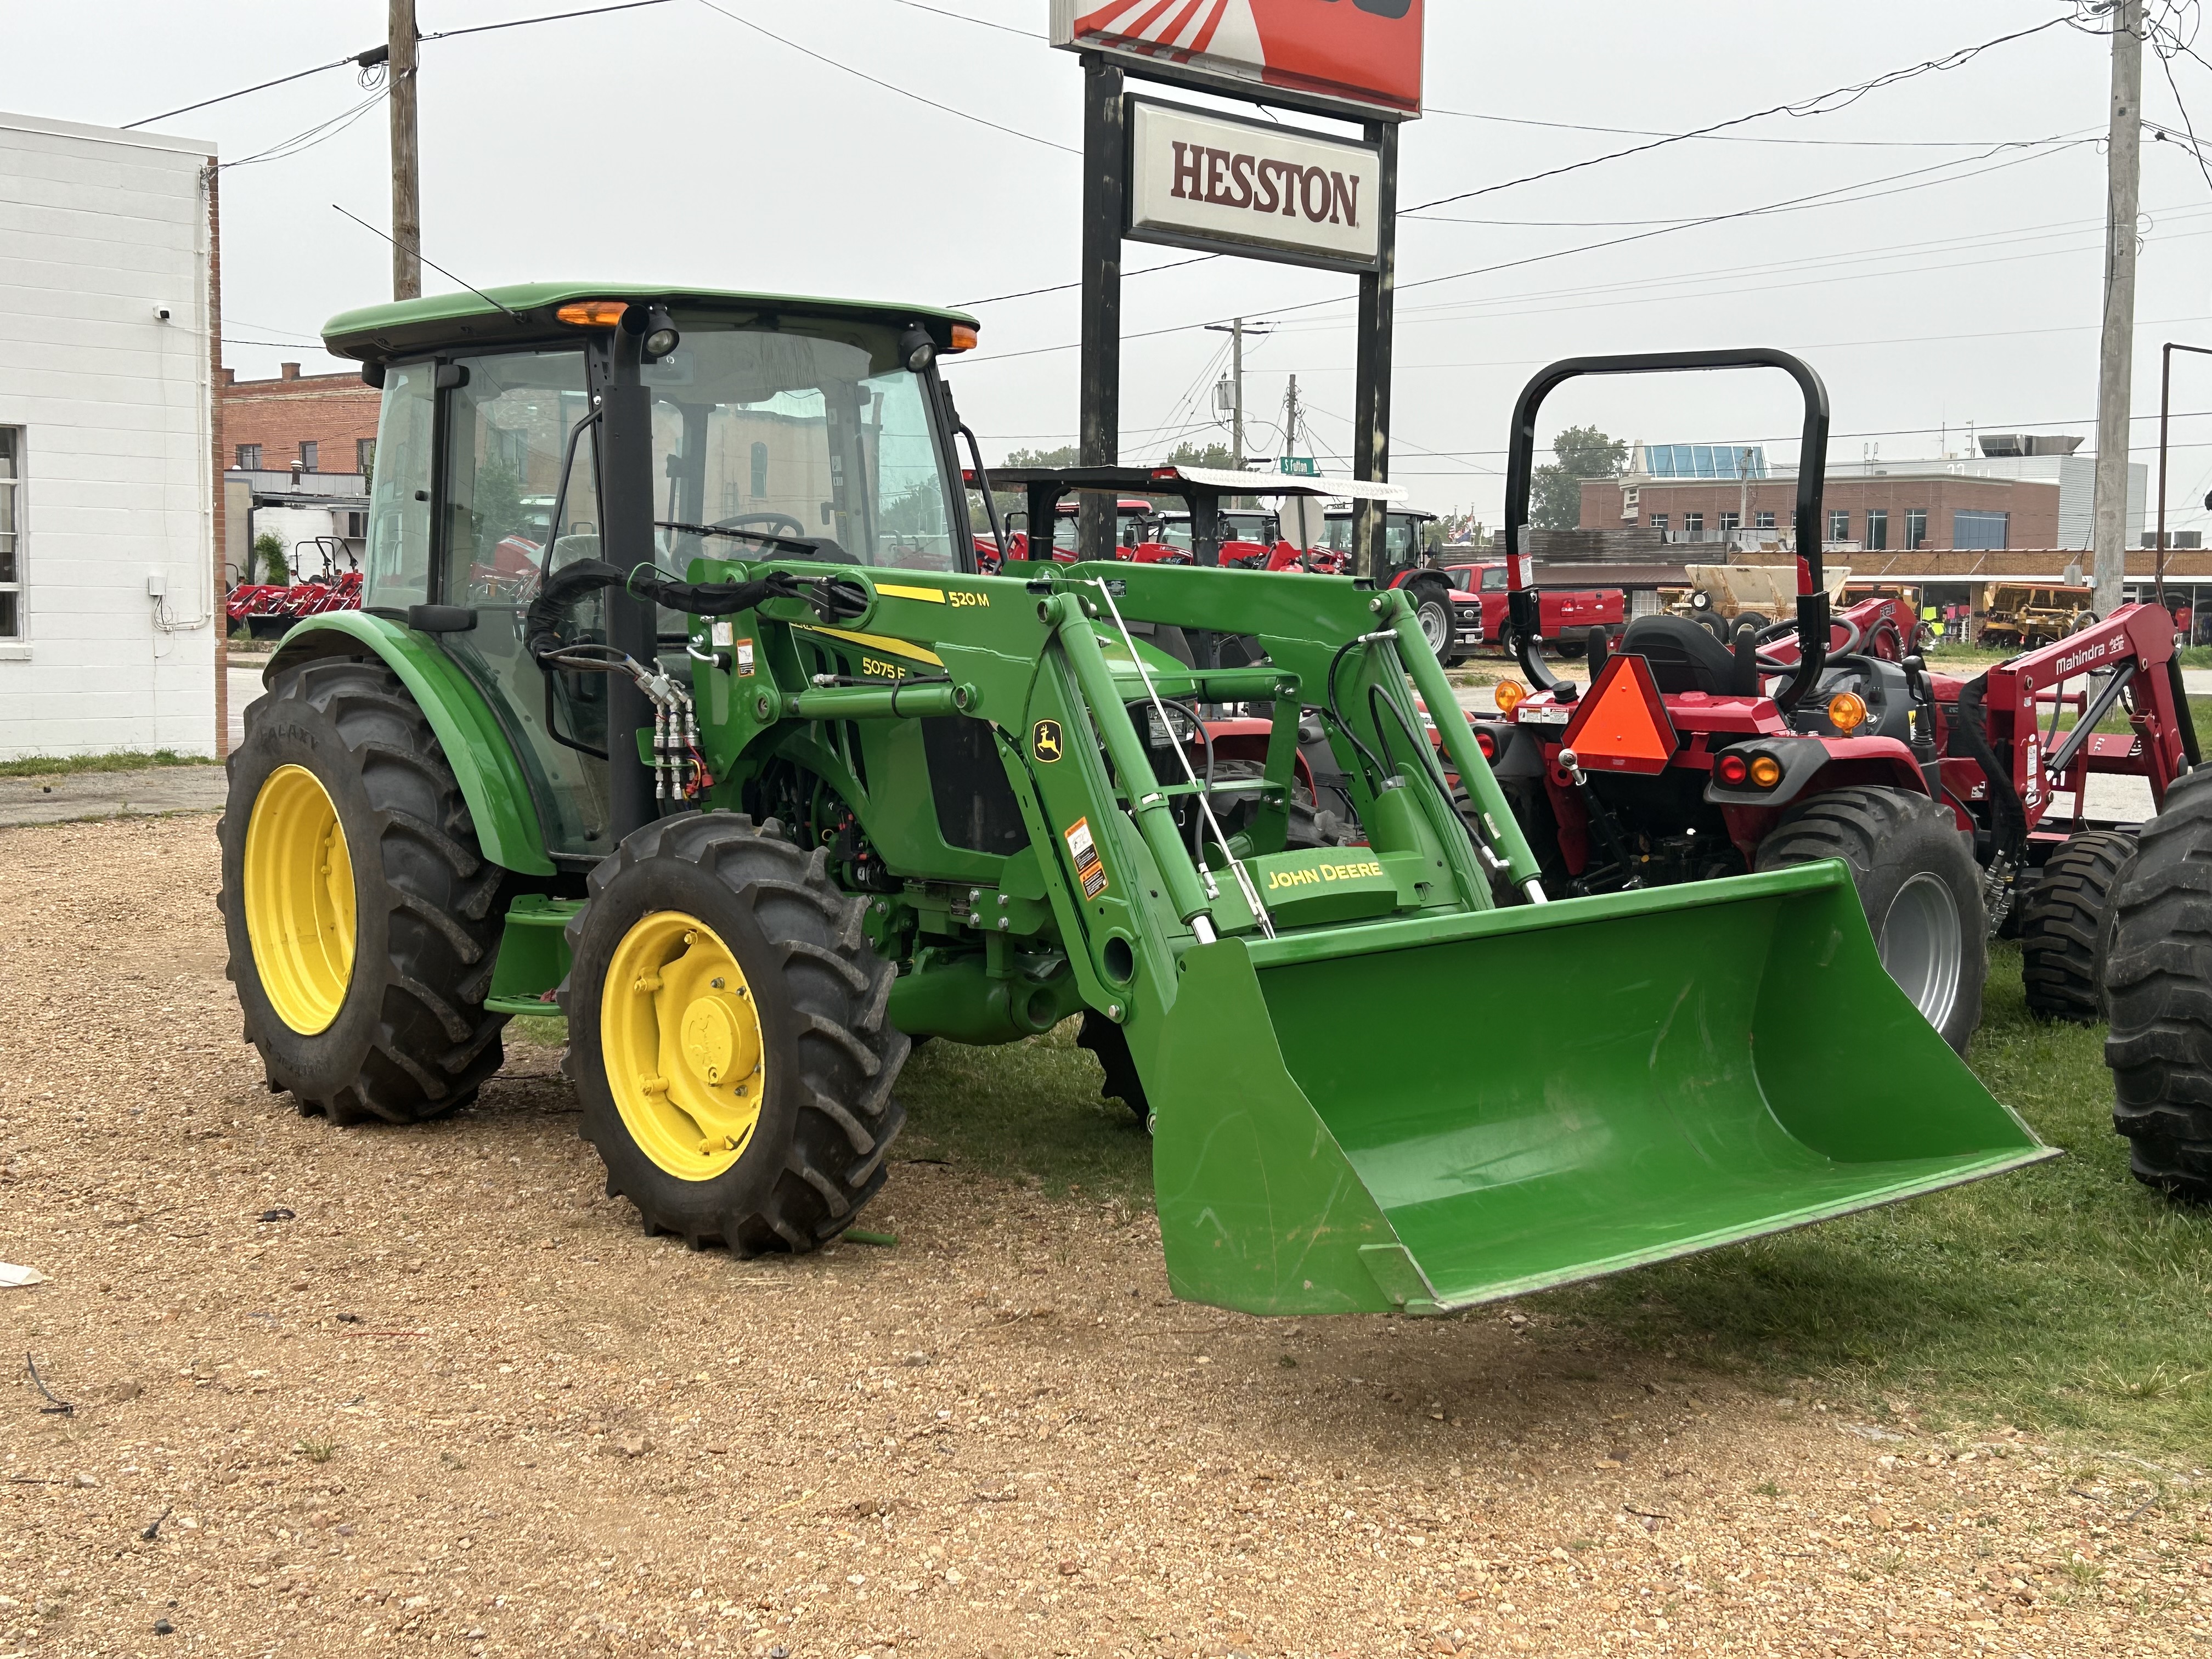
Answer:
xmin=1473 ymin=349 xmax=2198 ymax=1055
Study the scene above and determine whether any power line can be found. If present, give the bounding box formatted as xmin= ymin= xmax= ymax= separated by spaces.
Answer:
xmin=1400 ymin=12 xmax=2094 ymax=217
xmin=422 ymin=0 xmax=673 ymax=43
xmin=124 ymin=0 xmax=678 ymax=129
xmin=690 ymin=0 xmax=1079 ymax=155
xmin=957 ymin=141 xmax=2089 ymax=368
xmin=1424 ymin=104 xmax=2096 ymax=149
xmin=958 ymin=254 xmax=1216 ymax=308
xmin=879 ymin=0 xmax=1041 ymax=37
xmin=126 ymin=54 xmax=364 ymax=131
xmin=217 ymin=87 xmax=390 ymax=173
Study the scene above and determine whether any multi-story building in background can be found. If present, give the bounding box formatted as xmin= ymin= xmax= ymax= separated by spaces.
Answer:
xmin=1579 ymin=435 xmax=2146 ymax=553
xmin=218 ymin=363 xmax=380 ymax=582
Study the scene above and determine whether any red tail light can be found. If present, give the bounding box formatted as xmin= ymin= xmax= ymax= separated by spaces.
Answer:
xmin=1474 ymin=729 xmax=1498 ymax=761
xmin=1716 ymin=752 xmax=1750 ymax=787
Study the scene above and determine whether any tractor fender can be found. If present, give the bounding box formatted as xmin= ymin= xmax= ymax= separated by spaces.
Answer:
xmin=263 ymin=611 xmax=556 ymax=876
xmin=1705 ymin=734 xmax=1925 ymax=813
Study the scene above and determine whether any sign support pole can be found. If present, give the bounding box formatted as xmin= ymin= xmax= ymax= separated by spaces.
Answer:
xmin=1352 ymin=120 xmax=1399 ymax=584
xmin=1079 ymin=52 xmax=1126 ymax=566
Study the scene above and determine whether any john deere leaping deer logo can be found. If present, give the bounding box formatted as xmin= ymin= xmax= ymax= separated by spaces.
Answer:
xmin=1032 ymin=720 xmax=1064 ymax=764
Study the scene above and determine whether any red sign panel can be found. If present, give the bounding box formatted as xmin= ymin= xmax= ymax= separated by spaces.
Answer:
xmin=1053 ymin=0 xmax=1424 ymax=117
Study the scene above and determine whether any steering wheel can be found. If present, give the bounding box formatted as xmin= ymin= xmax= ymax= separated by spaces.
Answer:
xmin=712 ymin=512 xmax=809 ymax=539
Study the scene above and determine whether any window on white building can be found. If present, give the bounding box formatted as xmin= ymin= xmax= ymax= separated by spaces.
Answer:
xmin=0 ymin=430 xmax=18 ymax=639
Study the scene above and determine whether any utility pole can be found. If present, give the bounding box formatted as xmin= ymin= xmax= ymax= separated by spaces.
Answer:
xmin=1205 ymin=318 xmax=1276 ymax=469
xmin=2094 ymin=0 xmax=2143 ymax=616
xmin=388 ymin=0 xmax=421 ymax=301
xmin=1231 ymin=318 xmax=1244 ymax=468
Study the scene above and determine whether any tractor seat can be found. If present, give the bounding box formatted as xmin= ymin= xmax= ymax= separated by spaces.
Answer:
xmin=1617 ymin=612 xmax=1742 ymax=696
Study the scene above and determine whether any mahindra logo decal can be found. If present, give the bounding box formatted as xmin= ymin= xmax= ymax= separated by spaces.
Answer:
xmin=2054 ymin=639 xmax=2110 ymax=675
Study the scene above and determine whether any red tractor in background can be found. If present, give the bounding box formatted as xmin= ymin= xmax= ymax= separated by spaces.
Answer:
xmin=1471 ymin=349 xmax=2198 ymax=1054
xmin=976 ymin=464 xmax=1482 ymax=663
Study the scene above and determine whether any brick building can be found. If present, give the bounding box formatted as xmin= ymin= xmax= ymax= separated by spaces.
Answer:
xmin=218 ymin=363 xmax=379 ymax=476
xmin=1582 ymin=469 xmax=2060 ymax=551
xmin=1578 ymin=437 xmax=2144 ymax=553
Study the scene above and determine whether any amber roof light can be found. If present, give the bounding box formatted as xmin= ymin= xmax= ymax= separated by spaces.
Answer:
xmin=556 ymin=300 xmax=629 ymax=328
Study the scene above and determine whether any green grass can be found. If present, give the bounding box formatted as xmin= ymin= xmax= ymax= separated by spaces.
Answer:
xmin=0 ymin=749 xmax=219 ymax=778
xmin=1555 ymin=942 xmax=2212 ymax=1456
xmin=2179 ymin=646 xmax=2212 ymax=670
xmin=898 ymin=1022 xmax=1155 ymax=1204
xmin=507 ymin=951 xmax=2212 ymax=1455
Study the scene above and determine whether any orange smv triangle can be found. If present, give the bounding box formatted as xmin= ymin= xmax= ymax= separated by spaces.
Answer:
xmin=1559 ymin=652 xmax=1678 ymax=775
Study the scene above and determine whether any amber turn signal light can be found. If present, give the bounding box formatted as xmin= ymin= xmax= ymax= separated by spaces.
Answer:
xmin=1827 ymin=691 xmax=1869 ymax=735
xmin=949 ymin=324 xmax=980 ymax=353
xmin=1748 ymin=755 xmax=1784 ymax=789
xmin=556 ymin=300 xmax=629 ymax=328
xmin=1494 ymin=679 xmax=1527 ymax=716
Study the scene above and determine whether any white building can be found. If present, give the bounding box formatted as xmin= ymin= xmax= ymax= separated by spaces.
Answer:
xmin=0 ymin=110 xmax=221 ymax=761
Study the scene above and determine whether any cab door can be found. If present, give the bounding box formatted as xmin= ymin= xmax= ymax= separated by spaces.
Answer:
xmin=432 ymin=347 xmax=613 ymax=863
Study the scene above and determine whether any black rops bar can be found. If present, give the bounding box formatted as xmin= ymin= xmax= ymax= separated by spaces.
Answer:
xmin=1501 ymin=348 xmax=1832 ymax=713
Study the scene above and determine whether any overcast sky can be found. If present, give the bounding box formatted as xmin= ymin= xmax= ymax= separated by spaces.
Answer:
xmin=6 ymin=1 xmax=2211 ymax=531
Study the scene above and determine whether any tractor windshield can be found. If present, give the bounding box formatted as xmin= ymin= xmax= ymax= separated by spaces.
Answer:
xmin=650 ymin=318 xmax=962 ymax=572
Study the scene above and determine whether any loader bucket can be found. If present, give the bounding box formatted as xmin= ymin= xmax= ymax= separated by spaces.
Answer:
xmin=1149 ymin=861 xmax=2054 ymax=1317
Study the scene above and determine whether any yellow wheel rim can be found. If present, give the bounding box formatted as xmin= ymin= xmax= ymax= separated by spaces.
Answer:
xmin=242 ymin=764 xmax=357 ymax=1035
xmin=601 ymin=911 xmax=766 ymax=1181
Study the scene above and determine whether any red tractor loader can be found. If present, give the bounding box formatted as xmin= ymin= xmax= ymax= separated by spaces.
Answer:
xmin=1475 ymin=349 xmax=2197 ymax=1056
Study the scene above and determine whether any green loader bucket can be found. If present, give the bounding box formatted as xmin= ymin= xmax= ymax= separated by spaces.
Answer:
xmin=1149 ymin=861 xmax=2055 ymax=1317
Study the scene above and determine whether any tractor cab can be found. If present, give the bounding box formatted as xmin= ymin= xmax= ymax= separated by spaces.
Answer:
xmin=330 ymin=285 xmax=988 ymax=861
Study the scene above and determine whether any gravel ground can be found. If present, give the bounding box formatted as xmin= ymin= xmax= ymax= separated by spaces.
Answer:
xmin=4 ymin=814 xmax=2209 ymax=1659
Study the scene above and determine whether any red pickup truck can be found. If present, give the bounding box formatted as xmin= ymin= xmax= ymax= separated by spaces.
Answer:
xmin=1445 ymin=562 xmax=1625 ymax=657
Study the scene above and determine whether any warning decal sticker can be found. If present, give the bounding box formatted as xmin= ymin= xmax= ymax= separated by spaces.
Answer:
xmin=1065 ymin=817 xmax=1110 ymax=900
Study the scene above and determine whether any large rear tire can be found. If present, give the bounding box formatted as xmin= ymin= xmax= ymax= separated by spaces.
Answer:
xmin=2103 ymin=769 xmax=2212 ymax=1203
xmin=1756 ymin=786 xmax=1988 ymax=1054
xmin=562 ymin=814 xmax=906 ymax=1252
xmin=1406 ymin=578 xmax=1455 ymax=667
xmin=219 ymin=657 xmax=510 ymax=1124
xmin=2018 ymin=830 xmax=2135 ymax=1023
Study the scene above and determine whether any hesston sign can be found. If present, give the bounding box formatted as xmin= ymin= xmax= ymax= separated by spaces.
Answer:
xmin=1053 ymin=0 xmax=1424 ymax=119
xmin=1127 ymin=98 xmax=1382 ymax=272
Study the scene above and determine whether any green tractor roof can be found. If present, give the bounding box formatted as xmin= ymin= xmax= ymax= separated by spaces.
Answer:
xmin=320 ymin=282 xmax=981 ymax=365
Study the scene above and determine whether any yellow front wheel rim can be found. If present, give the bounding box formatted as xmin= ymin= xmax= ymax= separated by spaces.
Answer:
xmin=601 ymin=911 xmax=766 ymax=1181
xmin=242 ymin=764 xmax=357 ymax=1035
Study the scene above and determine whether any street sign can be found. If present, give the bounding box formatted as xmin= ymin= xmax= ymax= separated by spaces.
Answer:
xmin=1126 ymin=98 xmax=1383 ymax=273
xmin=1052 ymin=0 xmax=1424 ymax=119
xmin=1279 ymin=456 xmax=1321 ymax=477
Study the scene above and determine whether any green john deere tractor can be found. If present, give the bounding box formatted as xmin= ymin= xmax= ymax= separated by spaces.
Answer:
xmin=219 ymin=285 xmax=2053 ymax=1316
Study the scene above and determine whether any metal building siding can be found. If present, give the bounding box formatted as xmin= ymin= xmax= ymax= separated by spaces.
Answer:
xmin=0 ymin=111 xmax=217 ymax=759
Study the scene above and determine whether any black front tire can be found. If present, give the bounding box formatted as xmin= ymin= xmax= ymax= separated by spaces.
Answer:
xmin=1756 ymin=786 xmax=1988 ymax=1054
xmin=2018 ymin=830 xmax=2135 ymax=1023
xmin=562 ymin=814 xmax=906 ymax=1253
xmin=2104 ymin=769 xmax=2212 ymax=1203
xmin=219 ymin=657 xmax=510 ymax=1125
